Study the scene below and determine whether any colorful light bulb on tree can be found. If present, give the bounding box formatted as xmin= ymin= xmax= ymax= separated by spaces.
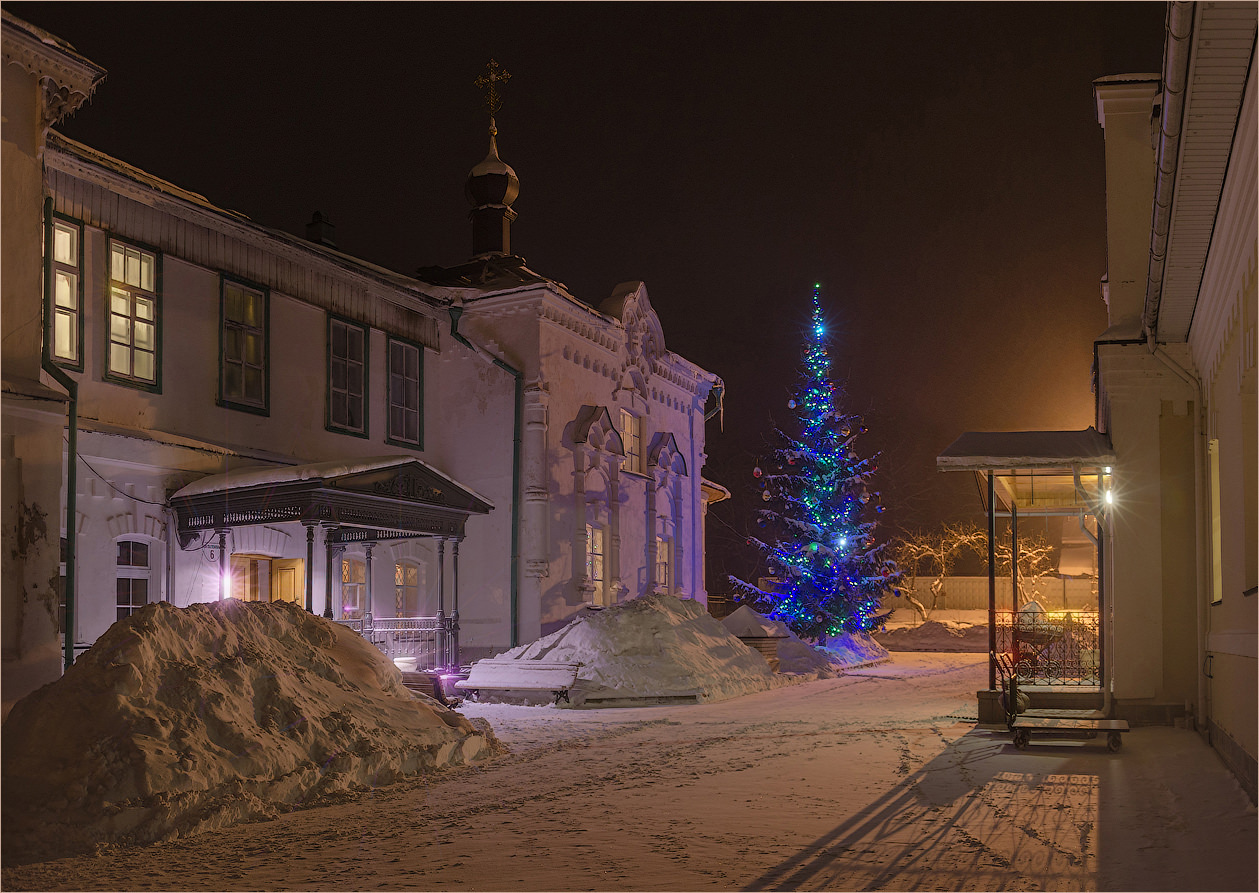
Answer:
xmin=729 ymin=283 xmax=900 ymax=642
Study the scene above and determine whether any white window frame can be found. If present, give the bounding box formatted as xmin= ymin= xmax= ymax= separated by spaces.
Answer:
xmin=107 ymin=240 xmax=160 ymax=387
xmin=341 ymin=556 xmax=366 ymax=619
xmin=585 ymin=522 xmax=606 ymax=604
xmin=654 ymin=534 xmax=672 ymax=591
xmin=620 ymin=409 xmax=643 ymax=473
xmin=395 ymin=560 xmax=422 ymax=616
xmin=116 ymin=538 xmax=152 ymax=621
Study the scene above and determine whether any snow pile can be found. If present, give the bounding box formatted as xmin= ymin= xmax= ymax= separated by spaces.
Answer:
xmin=1 ymin=600 xmax=501 ymax=863
xmin=874 ymin=619 xmax=989 ymax=652
xmin=495 ymin=594 xmax=784 ymax=705
xmin=721 ymin=605 xmax=888 ymax=676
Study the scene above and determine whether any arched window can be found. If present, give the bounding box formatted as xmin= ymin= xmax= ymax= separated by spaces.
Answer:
xmin=569 ymin=405 xmax=626 ymax=606
xmin=395 ymin=561 xmax=422 ymax=616
xmin=116 ymin=539 xmax=151 ymax=621
xmin=341 ymin=556 xmax=366 ymax=619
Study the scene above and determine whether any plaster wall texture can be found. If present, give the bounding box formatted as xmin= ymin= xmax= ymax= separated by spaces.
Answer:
xmin=1 ymin=56 xmax=76 ymax=709
xmin=1 ymin=62 xmax=45 ymax=383
xmin=1098 ymin=344 xmax=1199 ymax=703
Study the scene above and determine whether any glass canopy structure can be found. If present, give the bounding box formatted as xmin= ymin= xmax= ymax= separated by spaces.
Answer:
xmin=937 ymin=428 xmax=1115 ymax=691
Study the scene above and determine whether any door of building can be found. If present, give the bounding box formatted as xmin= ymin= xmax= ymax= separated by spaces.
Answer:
xmin=270 ymin=559 xmax=303 ymax=604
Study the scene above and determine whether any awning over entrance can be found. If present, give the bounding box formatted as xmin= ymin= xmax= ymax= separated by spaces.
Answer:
xmin=170 ymin=455 xmax=493 ymax=547
xmin=937 ymin=427 xmax=1115 ymax=516
xmin=937 ymin=429 xmax=1114 ymax=696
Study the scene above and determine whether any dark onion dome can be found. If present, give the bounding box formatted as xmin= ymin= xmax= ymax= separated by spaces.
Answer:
xmin=466 ymin=118 xmax=519 ymax=209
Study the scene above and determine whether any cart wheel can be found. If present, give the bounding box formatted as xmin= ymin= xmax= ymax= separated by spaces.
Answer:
xmin=1107 ymin=732 xmax=1123 ymax=753
xmin=1013 ymin=729 xmax=1030 ymax=750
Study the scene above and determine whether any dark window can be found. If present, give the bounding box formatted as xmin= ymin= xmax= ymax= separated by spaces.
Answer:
xmin=116 ymin=539 xmax=151 ymax=621
xmin=221 ymin=279 xmax=268 ymax=410
xmin=329 ymin=318 xmax=367 ymax=434
xmin=387 ymin=338 xmax=422 ymax=446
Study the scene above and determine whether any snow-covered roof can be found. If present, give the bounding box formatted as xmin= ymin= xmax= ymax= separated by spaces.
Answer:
xmin=172 ymin=455 xmax=493 ymax=508
xmin=936 ymin=428 xmax=1115 ymax=472
xmin=47 ymin=133 xmax=448 ymax=310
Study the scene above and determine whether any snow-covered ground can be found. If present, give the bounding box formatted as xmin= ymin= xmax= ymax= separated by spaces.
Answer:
xmin=5 ymin=652 xmax=1254 ymax=891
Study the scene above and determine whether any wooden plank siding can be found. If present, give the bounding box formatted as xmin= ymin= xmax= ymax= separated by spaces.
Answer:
xmin=45 ymin=153 xmax=442 ymax=352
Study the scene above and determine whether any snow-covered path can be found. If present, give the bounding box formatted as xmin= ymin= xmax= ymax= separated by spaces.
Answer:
xmin=5 ymin=653 xmax=1254 ymax=891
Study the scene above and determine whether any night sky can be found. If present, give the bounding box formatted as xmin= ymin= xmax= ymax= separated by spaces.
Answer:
xmin=11 ymin=2 xmax=1167 ymax=584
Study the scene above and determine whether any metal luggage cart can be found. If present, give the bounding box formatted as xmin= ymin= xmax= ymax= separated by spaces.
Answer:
xmin=997 ymin=652 xmax=1127 ymax=752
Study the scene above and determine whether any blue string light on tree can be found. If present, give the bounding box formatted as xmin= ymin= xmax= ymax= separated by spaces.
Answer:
xmin=729 ymin=283 xmax=901 ymax=642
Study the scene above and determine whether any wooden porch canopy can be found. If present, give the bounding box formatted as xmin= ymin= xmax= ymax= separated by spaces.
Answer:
xmin=170 ymin=455 xmax=493 ymax=547
xmin=170 ymin=456 xmax=493 ymax=621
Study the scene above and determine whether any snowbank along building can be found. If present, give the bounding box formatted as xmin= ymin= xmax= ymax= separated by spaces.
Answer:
xmin=1 ymin=16 xmax=726 ymax=715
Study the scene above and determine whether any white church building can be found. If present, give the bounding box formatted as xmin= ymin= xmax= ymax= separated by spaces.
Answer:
xmin=1 ymin=13 xmax=725 ymax=715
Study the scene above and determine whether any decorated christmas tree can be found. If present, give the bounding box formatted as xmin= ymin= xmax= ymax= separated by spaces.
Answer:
xmin=729 ymin=284 xmax=899 ymax=642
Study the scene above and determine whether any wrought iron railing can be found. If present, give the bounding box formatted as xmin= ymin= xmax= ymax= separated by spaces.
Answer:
xmin=334 ymin=614 xmax=456 ymax=671
xmin=993 ymin=610 xmax=1100 ymax=686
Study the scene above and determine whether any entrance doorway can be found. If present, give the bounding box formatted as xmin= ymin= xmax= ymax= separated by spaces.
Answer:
xmin=230 ymin=555 xmax=304 ymax=604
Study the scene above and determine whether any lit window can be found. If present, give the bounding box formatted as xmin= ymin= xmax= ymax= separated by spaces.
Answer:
xmin=655 ymin=535 xmax=671 ymax=590
xmin=585 ymin=523 xmax=605 ymax=602
xmin=387 ymin=338 xmax=422 ymax=446
xmin=395 ymin=562 xmax=421 ymax=615
xmin=47 ymin=219 xmax=81 ymax=367
xmin=221 ymin=279 xmax=267 ymax=410
xmin=1209 ymin=440 xmax=1223 ymax=605
xmin=116 ymin=539 xmax=150 ymax=621
xmin=107 ymin=241 xmax=159 ymax=387
xmin=329 ymin=318 xmax=367 ymax=434
xmin=341 ymin=557 xmax=366 ymax=619
xmin=620 ymin=409 xmax=643 ymax=473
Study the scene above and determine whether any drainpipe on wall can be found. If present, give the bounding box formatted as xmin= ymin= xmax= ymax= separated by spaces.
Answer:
xmin=448 ymin=306 xmax=522 ymax=647
xmin=41 ymin=196 xmax=79 ymax=671
xmin=1143 ymin=1 xmax=1195 ymax=344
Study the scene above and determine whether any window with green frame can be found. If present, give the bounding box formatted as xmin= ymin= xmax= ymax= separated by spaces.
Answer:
xmin=328 ymin=316 xmax=367 ymax=435
xmin=106 ymin=240 xmax=160 ymax=389
xmin=220 ymin=278 xmax=268 ymax=412
xmin=387 ymin=337 xmax=423 ymax=447
xmin=48 ymin=217 xmax=83 ymax=369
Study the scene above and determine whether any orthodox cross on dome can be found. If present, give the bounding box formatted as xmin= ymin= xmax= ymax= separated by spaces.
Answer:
xmin=475 ymin=59 xmax=512 ymax=118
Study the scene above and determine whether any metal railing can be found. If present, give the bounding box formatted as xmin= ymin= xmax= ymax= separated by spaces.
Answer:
xmin=334 ymin=614 xmax=456 ymax=671
xmin=993 ymin=610 xmax=1100 ymax=686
